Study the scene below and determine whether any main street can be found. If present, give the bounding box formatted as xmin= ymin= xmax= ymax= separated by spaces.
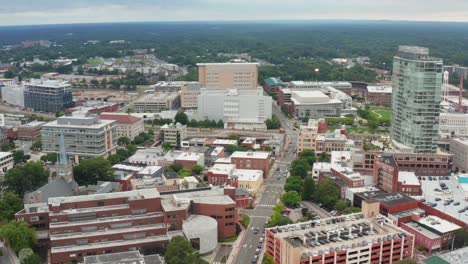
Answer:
xmin=234 ymin=101 xmax=297 ymax=264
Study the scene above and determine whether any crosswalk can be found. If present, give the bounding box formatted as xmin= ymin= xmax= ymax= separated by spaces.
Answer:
xmin=256 ymin=204 xmax=275 ymax=208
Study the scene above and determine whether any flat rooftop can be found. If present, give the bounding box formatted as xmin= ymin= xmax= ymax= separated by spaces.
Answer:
xmin=398 ymin=171 xmax=420 ymax=186
xmin=367 ymin=86 xmax=392 ymax=93
xmin=232 ymin=169 xmax=263 ymax=181
xmin=48 ymin=188 xmax=160 ymax=206
xmin=209 ymin=164 xmax=236 ymax=175
xmin=196 ymin=62 xmax=259 ymax=66
xmin=213 ymin=139 xmax=238 ymax=145
xmin=268 ymin=213 xmax=412 ymax=257
xmin=417 ymin=215 xmax=461 ymax=234
xmin=370 ymin=192 xmax=417 ymax=207
xmin=230 ymin=151 xmax=270 ymax=159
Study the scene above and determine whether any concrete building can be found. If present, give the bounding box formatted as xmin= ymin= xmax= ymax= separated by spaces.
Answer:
xmin=42 ymin=115 xmax=117 ymax=163
xmin=197 ymin=62 xmax=259 ymax=89
xmin=0 ymin=151 xmax=14 ymax=176
xmin=24 ymin=79 xmax=73 ymax=113
xmin=450 ymin=137 xmax=468 ymax=173
xmin=230 ymin=151 xmax=271 ymax=177
xmin=232 ymin=169 xmax=263 ymax=194
xmin=265 ymin=213 xmax=414 ymax=264
xmin=153 ymin=81 xmax=198 ymax=93
xmin=1 ymin=84 xmax=24 ymax=107
xmin=297 ymin=119 xmax=328 ymax=154
xmin=315 ymin=130 xmax=353 ymax=154
xmin=182 ymin=215 xmax=218 ymax=254
xmin=366 ymin=86 xmax=392 ymax=106
xmin=128 ymin=148 xmax=165 ymax=166
xmin=391 ymin=46 xmax=443 ymax=153
xmin=133 ymin=92 xmax=180 ymax=112
xmin=17 ymin=120 xmax=45 ymax=141
xmin=180 ymin=82 xmax=201 ymax=109
xmin=439 ymin=112 xmax=468 ymax=138
xmin=99 ymin=113 xmax=144 ymax=140
xmin=197 ymin=88 xmax=272 ymax=128
xmin=83 ymin=251 xmax=163 ymax=264
xmin=159 ymin=123 xmax=187 ymax=148
xmin=291 ymin=90 xmax=344 ymax=118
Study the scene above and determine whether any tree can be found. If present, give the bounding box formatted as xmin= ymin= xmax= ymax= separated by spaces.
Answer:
xmin=133 ymin=135 xmax=145 ymax=145
xmin=126 ymin=144 xmax=137 ymax=156
xmin=40 ymin=153 xmax=57 ymax=163
xmin=164 ymin=236 xmax=206 ymax=264
xmin=19 ymin=248 xmax=41 ymax=264
xmin=72 ymin=158 xmax=114 ymax=185
xmin=290 ymin=159 xmax=310 ymax=178
xmin=314 ymin=178 xmax=340 ymax=209
xmin=335 ymin=200 xmax=349 ymax=211
xmin=30 ymin=141 xmax=42 ymax=151
xmin=454 ymin=228 xmax=468 ymax=248
xmin=265 ymin=115 xmax=281 ymax=129
xmin=2 ymin=162 xmax=49 ymax=196
xmin=284 ymin=176 xmax=303 ymax=193
xmin=174 ymin=111 xmax=189 ymax=125
xmin=12 ymin=150 xmax=30 ymax=164
xmin=0 ymin=221 xmax=37 ymax=254
xmin=262 ymin=253 xmax=275 ymax=264
xmin=299 ymin=149 xmax=316 ymax=166
xmin=0 ymin=192 xmax=24 ymax=221
xmin=169 ymin=163 xmax=183 ymax=172
xmin=281 ymin=191 xmax=302 ymax=207
xmin=117 ymin=136 xmax=131 ymax=146
xmin=192 ymin=165 xmax=204 ymax=175
xmin=301 ymin=178 xmax=315 ymax=201
xmin=179 ymin=168 xmax=192 ymax=178
xmin=107 ymin=154 xmax=122 ymax=165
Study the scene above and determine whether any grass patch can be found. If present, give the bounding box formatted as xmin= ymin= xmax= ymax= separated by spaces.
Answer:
xmin=240 ymin=214 xmax=251 ymax=229
xmin=218 ymin=235 xmax=238 ymax=243
xmin=87 ymin=58 xmax=104 ymax=65
xmin=369 ymin=107 xmax=392 ymax=120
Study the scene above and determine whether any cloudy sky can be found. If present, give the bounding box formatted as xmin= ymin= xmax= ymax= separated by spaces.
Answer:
xmin=1 ymin=0 xmax=467 ymax=26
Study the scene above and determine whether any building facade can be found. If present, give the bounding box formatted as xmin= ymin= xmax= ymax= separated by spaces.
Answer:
xmin=42 ymin=115 xmax=117 ymax=163
xmin=24 ymin=79 xmax=73 ymax=113
xmin=439 ymin=113 xmax=468 ymax=138
xmin=265 ymin=213 xmax=414 ymax=264
xmin=263 ymin=77 xmax=286 ymax=93
xmin=99 ymin=113 xmax=145 ymax=140
xmin=0 ymin=151 xmax=14 ymax=175
xmin=230 ymin=151 xmax=271 ymax=177
xmin=197 ymin=62 xmax=259 ymax=89
xmin=391 ymin=46 xmax=443 ymax=153
xmin=450 ymin=137 xmax=468 ymax=173
xmin=1 ymin=84 xmax=25 ymax=107
xmin=366 ymin=86 xmax=392 ymax=106
xmin=180 ymin=83 xmax=201 ymax=109
xmin=17 ymin=121 xmax=45 ymax=141
xmin=159 ymin=123 xmax=187 ymax=148
xmin=133 ymin=93 xmax=180 ymax=112
xmin=297 ymin=119 xmax=328 ymax=154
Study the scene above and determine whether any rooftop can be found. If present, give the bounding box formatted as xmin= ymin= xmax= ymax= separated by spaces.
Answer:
xmin=290 ymin=81 xmax=352 ymax=87
xmin=138 ymin=166 xmax=163 ymax=176
xmin=370 ymin=192 xmax=417 ymax=207
xmin=265 ymin=77 xmax=285 ymax=87
xmin=232 ymin=169 xmax=263 ymax=181
xmin=100 ymin=112 xmax=141 ymax=123
xmin=196 ymin=62 xmax=259 ymax=66
xmin=183 ymin=214 xmax=217 ymax=235
xmin=43 ymin=115 xmax=114 ymax=129
xmin=367 ymin=86 xmax=392 ymax=93
xmin=21 ymin=120 xmax=46 ymax=127
xmin=48 ymin=188 xmax=160 ymax=206
xmin=213 ymin=139 xmax=238 ymax=145
xmin=83 ymin=250 xmax=163 ymax=264
xmin=230 ymin=151 xmax=270 ymax=159
xmin=398 ymin=171 xmax=420 ymax=186
xmin=174 ymin=152 xmax=203 ymax=162
xmin=417 ymin=215 xmax=461 ymax=234
xmin=209 ymin=164 xmax=236 ymax=175
xmin=25 ymin=79 xmax=71 ymax=89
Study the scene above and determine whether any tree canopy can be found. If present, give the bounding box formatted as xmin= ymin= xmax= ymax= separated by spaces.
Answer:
xmin=0 ymin=221 xmax=37 ymax=254
xmin=0 ymin=192 xmax=24 ymax=221
xmin=2 ymin=162 xmax=49 ymax=197
xmin=281 ymin=191 xmax=302 ymax=207
xmin=174 ymin=112 xmax=189 ymax=125
xmin=72 ymin=157 xmax=114 ymax=186
xmin=164 ymin=236 xmax=207 ymax=264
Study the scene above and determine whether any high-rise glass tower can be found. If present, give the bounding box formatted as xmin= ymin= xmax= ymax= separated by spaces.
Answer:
xmin=391 ymin=46 xmax=443 ymax=153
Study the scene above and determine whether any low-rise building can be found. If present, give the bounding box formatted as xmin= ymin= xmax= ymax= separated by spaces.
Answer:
xmin=41 ymin=115 xmax=117 ymax=163
xmin=289 ymin=81 xmax=353 ymax=94
xmin=99 ymin=112 xmax=144 ymax=140
xmin=0 ymin=151 xmax=14 ymax=176
xmin=291 ymin=90 xmax=344 ymax=118
xmin=439 ymin=112 xmax=468 ymax=138
xmin=232 ymin=169 xmax=263 ymax=194
xmin=133 ymin=92 xmax=180 ymax=112
xmin=160 ymin=123 xmax=187 ymax=148
xmin=315 ymin=130 xmax=352 ymax=154
xmin=366 ymin=86 xmax=392 ymax=106
xmin=206 ymin=164 xmax=237 ymax=187
xmin=1 ymin=84 xmax=25 ymax=107
xmin=83 ymin=251 xmax=163 ymax=264
xmin=213 ymin=139 xmax=238 ymax=147
xmin=17 ymin=120 xmax=45 ymax=141
xmin=263 ymin=77 xmax=286 ymax=93
xmin=230 ymin=151 xmax=271 ymax=177
xmin=297 ymin=118 xmax=328 ymax=153
xmin=265 ymin=213 xmax=414 ymax=264
xmin=450 ymin=137 xmax=468 ymax=173
xmin=128 ymin=148 xmax=165 ymax=166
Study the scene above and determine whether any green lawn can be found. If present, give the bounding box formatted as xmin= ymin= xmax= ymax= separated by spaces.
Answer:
xmin=369 ymin=107 xmax=392 ymax=120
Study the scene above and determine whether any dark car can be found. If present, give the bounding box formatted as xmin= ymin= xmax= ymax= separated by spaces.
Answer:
xmin=435 ymin=198 xmax=441 ymax=201
xmin=254 ymin=228 xmax=259 ymax=234
xmin=454 ymin=202 xmax=460 ymax=206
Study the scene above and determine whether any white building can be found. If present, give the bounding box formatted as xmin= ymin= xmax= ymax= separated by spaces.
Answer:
xmin=197 ymin=88 xmax=272 ymax=128
xmin=160 ymin=123 xmax=187 ymax=148
xmin=291 ymin=90 xmax=344 ymax=118
xmin=439 ymin=112 xmax=468 ymax=138
xmin=1 ymin=84 xmax=24 ymax=107
xmin=180 ymin=83 xmax=201 ymax=109
xmin=0 ymin=152 xmax=14 ymax=176
xmin=450 ymin=137 xmax=468 ymax=173
xmin=128 ymin=148 xmax=164 ymax=166
xmin=232 ymin=169 xmax=263 ymax=194
xmin=290 ymin=81 xmax=352 ymax=91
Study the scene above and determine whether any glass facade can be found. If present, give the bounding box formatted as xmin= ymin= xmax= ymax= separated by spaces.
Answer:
xmin=391 ymin=46 xmax=443 ymax=153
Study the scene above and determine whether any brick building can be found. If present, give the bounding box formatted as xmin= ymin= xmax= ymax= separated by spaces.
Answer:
xmin=229 ymin=151 xmax=271 ymax=178
xmin=206 ymin=164 xmax=238 ymax=187
xmin=263 ymin=77 xmax=286 ymax=93
xmin=366 ymin=86 xmax=392 ymax=106
xmin=99 ymin=112 xmax=145 ymax=140
xmin=17 ymin=121 xmax=45 ymax=141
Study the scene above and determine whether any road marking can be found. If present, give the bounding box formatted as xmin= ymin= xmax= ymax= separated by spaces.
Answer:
xmin=256 ymin=204 xmax=275 ymax=208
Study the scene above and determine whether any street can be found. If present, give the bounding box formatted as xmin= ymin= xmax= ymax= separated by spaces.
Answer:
xmin=0 ymin=242 xmax=20 ymax=264
xmin=233 ymin=101 xmax=297 ymax=264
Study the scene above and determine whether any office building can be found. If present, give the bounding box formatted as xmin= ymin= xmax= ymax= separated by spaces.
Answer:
xmin=133 ymin=92 xmax=180 ymax=112
xmin=99 ymin=113 xmax=145 ymax=140
xmin=17 ymin=121 xmax=45 ymax=141
xmin=180 ymin=82 xmax=201 ymax=109
xmin=159 ymin=122 xmax=187 ymax=148
xmin=197 ymin=88 xmax=272 ymax=128
xmin=450 ymin=137 xmax=468 ymax=173
xmin=197 ymin=62 xmax=259 ymax=89
xmin=0 ymin=151 xmax=14 ymax=175
xmin=366 ymin=86 xmax=392 ymax=106
xmin=391 ymin=46 xmax=443 ymax=153
xmin=1 ymin=84 xmax=24 ymax=107
xmin=42 ymin=115 xmax=117 ymax=163
xmin=439 ymin=113 xmax=468 ymax=138
xmin=297 ymin=119 xmax=328 ymax=154
xmin=265 ymin=213 xmax=414 ymax=264
xmin=24 ymin=79 xmax=73 ymax=113
xmin=290 ymin=81 xmax=352 ymax=94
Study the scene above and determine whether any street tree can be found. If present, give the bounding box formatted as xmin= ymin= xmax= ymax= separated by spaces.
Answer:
xmin=174 ymin=111 xmax=189 ymax=125
xmin=30 ymin=141 xmax=42 ymax=151
xmin=281 ymin=191 xmax=302 ymax=207
xmin=164 ymin=236 xmax=207 ymax=264
xmin=117 ymin=136 xmax=131 ymax=146
xmin=301 ymin=178 xmax=315 ymax=201
xmin=12 ymin=150 xmax=30 ymax=164
xmin=0 ymin=221 xmax=37 ymax=254
xmin=284 ymin=176 xmax=303 ymax=193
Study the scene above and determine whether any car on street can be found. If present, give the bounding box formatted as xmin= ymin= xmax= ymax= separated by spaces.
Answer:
xmin=435 ymin=198 xmax=441 ymax=201
xmin=454 ymin=202 xmax=460 ymax=206
xmin=254 ymin=228 xmax=259 ymax=234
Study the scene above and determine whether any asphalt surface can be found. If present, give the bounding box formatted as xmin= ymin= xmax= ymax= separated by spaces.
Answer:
xmin=0 ymin=242 xmax=20 ymax=264
xmin=234 ymin=101 xmax=297 ymax=264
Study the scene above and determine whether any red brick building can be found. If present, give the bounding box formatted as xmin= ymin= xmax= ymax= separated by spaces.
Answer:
xmin=17 ymin=121 xmax=45 ymax=141
xmin=229 ymin=151 xmax=271 ymax=178
xmin=263 ymin=77 xmax=286 ymax=94
xmin=16 ymin=187 xmax=237 ymax=264
xmin=366 ymin=86 xmax=392 ymax=106
xmin=206 ymin=164 xmax=238 ymax=187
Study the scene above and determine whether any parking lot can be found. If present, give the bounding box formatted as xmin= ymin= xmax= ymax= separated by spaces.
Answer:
xmin=420 ymin=175 xmax=468 ymax=224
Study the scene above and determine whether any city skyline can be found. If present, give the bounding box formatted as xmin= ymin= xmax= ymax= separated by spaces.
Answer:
xmin=1 ymin=0 xmax=468 ymax=26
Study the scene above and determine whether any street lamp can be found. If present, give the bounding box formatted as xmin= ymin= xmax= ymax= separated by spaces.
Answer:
xmin=315 ymin=68 xmax=319 ymax=82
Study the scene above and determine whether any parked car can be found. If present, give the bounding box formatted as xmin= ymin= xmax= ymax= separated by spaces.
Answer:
xmin=454 ymin=202 xmax=460 ymax=206
xmin=435 ymin=198 xmax=441 ymax=201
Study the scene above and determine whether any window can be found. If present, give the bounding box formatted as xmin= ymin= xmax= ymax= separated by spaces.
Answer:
xmin=97 ymin=201 xmax=105 ymax=207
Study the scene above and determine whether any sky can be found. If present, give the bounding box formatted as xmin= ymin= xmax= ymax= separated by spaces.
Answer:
xmin=1 ymin=0 xmax=468 ymax=26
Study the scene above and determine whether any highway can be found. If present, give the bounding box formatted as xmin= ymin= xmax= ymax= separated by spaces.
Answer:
xmin=234 ymin=100 xmax=297 ymax=264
